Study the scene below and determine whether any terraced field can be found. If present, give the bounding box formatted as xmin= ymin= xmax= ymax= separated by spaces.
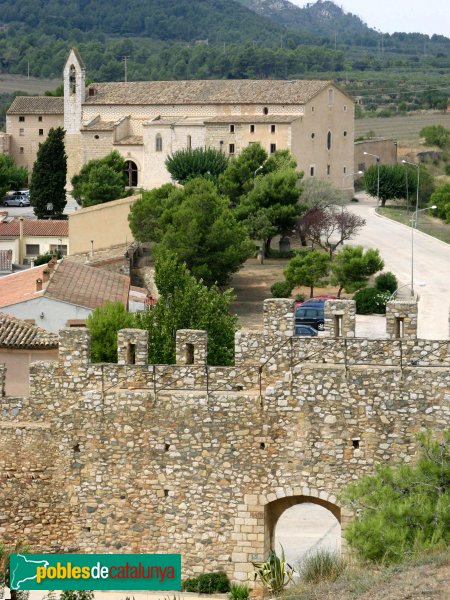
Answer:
xmin=0 ymin=74 xmax=60 ymax=94
xmin=355 ymin=112 xmax=450 ymax=144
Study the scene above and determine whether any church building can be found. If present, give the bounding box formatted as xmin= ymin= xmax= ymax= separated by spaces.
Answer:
xmin=4 ymin=49 xmax=355 ymax=193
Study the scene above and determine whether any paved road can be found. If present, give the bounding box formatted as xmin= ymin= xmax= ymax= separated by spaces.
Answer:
xmin=348 ymin=194 xmax=450 ymax=340
xmin=1 ymin=194 xmax=79 ymax=219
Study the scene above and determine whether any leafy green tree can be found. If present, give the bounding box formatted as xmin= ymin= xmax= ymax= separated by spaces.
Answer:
xmin=429 ymin=183 xmax=450 ymax=222
xmin=331 ymin=245 xmax=384 ymax=297
xmin=218 ymin=143 xmax=267 ymax=205
xmin=128 ymin=183 xmax=176 ymax=242
xmin=420 ymin=125 xmax=450 ymax=148
xmin=238 ymin=167 xmax=302 ymax=255
xmin=340 ymin=430 xmax=450 ymax=564
xmin=165 ymin=147 xmax=228 ymax=184
xmin=71 ymin=151 xmax=128 ymax=207
xmin=364 ymin=163 xmax=434 ymax=206
xmin=135 ymin=251 xmax=238 ymax=365
xmin=284 ymin=250 xmax=330 ymax=298
xmin=86 ymin=301 xmax=135 ymax=363
xmin=157 ymin=178 xmax=253 ymax=286
xmin=29 ymin=126 xmax=67 ymax=217
xmin=0 ymin=154 xmax=27 ymax=200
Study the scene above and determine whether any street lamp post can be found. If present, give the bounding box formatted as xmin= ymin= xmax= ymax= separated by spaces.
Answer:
xmin=402 ymin=160 xmax=419 ymax=297
xmin=340 ymin=170 xmax=363 ymax=244
xmin=363 ymin=151 xmax=380 ymax=205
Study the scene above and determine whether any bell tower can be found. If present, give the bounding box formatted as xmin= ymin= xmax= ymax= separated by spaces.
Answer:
xmin=63 ymin=49 xmax=86 ymax=185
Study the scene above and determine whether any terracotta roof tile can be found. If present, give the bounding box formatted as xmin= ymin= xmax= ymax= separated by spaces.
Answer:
xmin=85 ymin=79 xmax=331 ymax=106
xmin=0 ymin=312 xmax=58 ymax=348
xmin=206 ymin=115 xmax=302 ymax=123
xmin=0 ymin=264 xmax=50 ymax=308
xmin=113 ymin=135 xmax=143 ymax=145
xmin=7 ymin=96 xmax=64 ymax=115
xmin=0 ymin=219 xmax=68 ymax=238
xmin=45 ymin=260 xmax=130 ymax=310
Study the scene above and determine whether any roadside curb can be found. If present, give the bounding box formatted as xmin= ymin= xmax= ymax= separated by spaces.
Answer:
xmin=371 ymin=207 xmax=450 ymax=249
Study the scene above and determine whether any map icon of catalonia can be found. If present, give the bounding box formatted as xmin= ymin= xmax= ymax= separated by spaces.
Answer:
xmin=10 ymin=555 xmax=49 ymax=590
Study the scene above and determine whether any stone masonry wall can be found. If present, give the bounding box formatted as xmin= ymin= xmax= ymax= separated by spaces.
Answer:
xmin=0 ymin=300 xmax=449 ymax=583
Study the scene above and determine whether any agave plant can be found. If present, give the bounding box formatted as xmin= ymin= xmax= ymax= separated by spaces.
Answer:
xmin=252 ymin=548 xmax=294 ymax=596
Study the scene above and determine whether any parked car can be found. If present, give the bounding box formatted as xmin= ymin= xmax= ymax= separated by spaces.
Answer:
xmin=2 ymin=192 xmax=31 ymax=207
xmin=295 ymin=304 xmax=325 ymax=331
xmin=295 ymin=295 xmax=337 ymax=307
xmin=294 ymin=324 xmax=318 ymax=337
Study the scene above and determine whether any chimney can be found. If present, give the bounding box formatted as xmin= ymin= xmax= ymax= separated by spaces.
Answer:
xmin=42 ymin=268 xmax=50 ymax=282
xmin=36 ymin=278 xmax=43 ymax=292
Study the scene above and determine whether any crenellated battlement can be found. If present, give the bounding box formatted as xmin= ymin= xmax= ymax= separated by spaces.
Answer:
xmin=0 ymin=299 xmax=449 ymax=582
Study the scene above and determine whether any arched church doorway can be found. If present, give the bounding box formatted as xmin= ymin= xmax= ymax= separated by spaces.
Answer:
xmin=266 ymin=496 xmax=341 ymax=572
xmin=125 ymin=160 xmax=138 ymax=187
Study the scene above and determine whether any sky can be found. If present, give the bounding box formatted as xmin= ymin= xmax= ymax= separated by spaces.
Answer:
xmin=292 ymin=0 xmax=450 ymax=38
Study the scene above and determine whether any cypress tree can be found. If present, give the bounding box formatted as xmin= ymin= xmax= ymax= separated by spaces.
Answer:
xmin=30 ymin=127 xmax=67 ymax=218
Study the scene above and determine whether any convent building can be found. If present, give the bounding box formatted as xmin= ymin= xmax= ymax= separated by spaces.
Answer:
xmin=3 ymin=49 xmax=355 ymax=193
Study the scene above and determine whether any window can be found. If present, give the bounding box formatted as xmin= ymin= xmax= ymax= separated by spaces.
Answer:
xmin=38 ymin=116 xmax=43 ymax=122
xmin=26 ymin=244 xmax=40 ymax=256
xmin=343 ymin=105 xmax=347 ymax=112
xmin=310 ymin=166 xmax=315 ymax=176
xmin=328 ymin=88 xmax=334 ymax=106
xmin=327 ymin=131 xmax=332 ymax=150
xmin=187 ymin=135 xmax=191 ymax=148
xmin=50 ymin=244 xmax=67 ymax=256
xmin=124 ymin=160 xmax=138 ymax=187
xmin=271 ymin=124 xmax=276 ymax=133
xmin=69 ymin=64 xmax=76 ymax=94
xmin=327 ymin=165 xmax=331 ymax=175
xmin=39 ymin=129 xmax=44 ymax=136
xmin=94 ymin=134 xmax=99 ymax=140
xmin=311 ymin=106 xmax=315 ymax=112
xmin=155 ymin=133 xmax=162 ymax=152
xmin=229 ymin=143 xmax=235 ymax=154
xmin=311 ymin=132 xmax=315 ymax=139
xmin=229 ymin=124 xmax=235 ymax=133
xmin=343 ymin=166 xmax=347 ymax=174
xmin=19 ymin=116 xmax=25 ymax=122
xmin=249 ymin=124 xmax=255 ymax=133
xmin=19 ymin=147 xmax=24 ymax=154
xmin=270 ymin=143 xmax=276 ymax=154
xmin=263 ymin=107 xmax=269 ymax=115
xmin=343 ymin=130 xmax=347 ymax=137
xmin=19 ymin=128 xmax=24 ymax=136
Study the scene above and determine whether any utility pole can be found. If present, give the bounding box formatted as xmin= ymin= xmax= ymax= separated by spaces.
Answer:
xmin=27 ymin=61 xmax=30 ymax=79
xmin=122 ymin=56 xmax=129 ymax=82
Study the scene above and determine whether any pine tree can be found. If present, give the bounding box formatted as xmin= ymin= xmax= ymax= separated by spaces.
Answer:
xmin=30 ymin=127 xmax=67 ymax=218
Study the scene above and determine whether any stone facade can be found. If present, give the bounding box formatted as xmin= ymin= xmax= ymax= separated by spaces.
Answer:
xmin=324 ymin=300 xmax=356 ymax=338
xmin=0 ymin=299 xmax=448 ymax=583
xmin=386 ymin=300 xmax=418 ymax=339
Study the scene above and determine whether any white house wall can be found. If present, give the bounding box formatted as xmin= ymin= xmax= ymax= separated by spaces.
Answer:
xmin=1 ymin=296 xmax=91 ymax=332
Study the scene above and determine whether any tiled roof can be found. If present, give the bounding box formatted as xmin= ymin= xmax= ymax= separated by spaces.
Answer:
xmin=0 ymin=260 xmax=129 ymax=310
xmin=84 ymin=79 xmax=331 ymax=106
xmin=0 ymin=250 xmax=12 ymax=272
xmin=0 ymin=218 xmax=68 ymax=238
xmin=0 ymin=312 xmax=58 ymax=348
xmin=205 ymin=115 xmax=302 ymax=123
xmin=45 ymin=260 xmax=130 ymax=310
xmin=0 ymin=264 xmax=50 ymax=308
xmin=114 ymin=135 xmax=143 ymax=145
xmin=7 ymin=96 xmax=64 ymax=115
xmin=81 ymin=120 xmax=115 ymax=131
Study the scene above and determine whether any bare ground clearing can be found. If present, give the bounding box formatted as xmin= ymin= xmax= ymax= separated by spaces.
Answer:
xmin=0 ymin=74 xmax=61 ymax=94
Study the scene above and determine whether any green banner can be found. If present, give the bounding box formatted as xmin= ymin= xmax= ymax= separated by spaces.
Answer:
xmin=10 ymin=554 xmax=181 ymax=591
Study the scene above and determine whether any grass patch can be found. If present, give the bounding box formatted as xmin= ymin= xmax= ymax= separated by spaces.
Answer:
xmin=377 ymin=205 xmax=450 ymax=244
xmin=298 ymin=549 xmax=347 ymax=584
xmin=284 ymin=550 xmax=450 ymax=600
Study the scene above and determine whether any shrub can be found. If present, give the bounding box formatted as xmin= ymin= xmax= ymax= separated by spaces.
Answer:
xmin=266 ymin=248 xmax=295 ymax=259
xmin=228 ymin=583 xmax=250 ymax=600
xmin=60 ymin=592 xmax=94 ymax=600
xmin=183 ymin=572 xmax=230 ymax=593
xmin=34 ymin=251 xmax=62 ymax=265
xmin=375 ymin=271 xmax=398 ymax=294
xmin=298 ymin=549 xmax=347 ymax=584
xmin=270 ymin=281 xmax=293 ymax=298
xmin=341 ymin=430 xmax=450 ymax=565
xmin=354 ymin=287 xmax=391 ymax=314
xmin=295 ymin=293 xmax=306 ymax=303
xmin=445 ymin=164 xmax=450 ymax=176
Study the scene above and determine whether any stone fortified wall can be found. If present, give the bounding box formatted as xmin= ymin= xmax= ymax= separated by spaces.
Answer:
xmin=0 ymin=299 xmax=449 ymax=582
